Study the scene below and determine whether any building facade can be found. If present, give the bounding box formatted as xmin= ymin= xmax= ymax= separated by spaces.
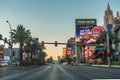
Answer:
xmin=104 ymin=3 xmax=114 ymax=30
xmin=104 ymin=3 xmax=120 ymax=61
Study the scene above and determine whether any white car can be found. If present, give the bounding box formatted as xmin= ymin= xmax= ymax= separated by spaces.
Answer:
xmin=0 ymin=62 xmax=8 ymax=67
xmin=12 ymin=62 xmax=20 ymax=66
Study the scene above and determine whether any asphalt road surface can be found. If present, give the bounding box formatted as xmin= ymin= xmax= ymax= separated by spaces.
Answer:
xmin=0 ymin=64 xmax=120 ymax=80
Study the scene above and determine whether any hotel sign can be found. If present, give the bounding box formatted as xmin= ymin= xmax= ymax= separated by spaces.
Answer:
xmin=76 ymin=19 xmax=96 ymax=26
xmin=75 ymin=19 xmax=97 ymax=40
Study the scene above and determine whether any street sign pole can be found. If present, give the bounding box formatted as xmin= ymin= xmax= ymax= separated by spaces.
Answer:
xmin=106 ymin=24 xmax=111 ymax=68
xmin=106 ymin=31 xmax=111 ymax=67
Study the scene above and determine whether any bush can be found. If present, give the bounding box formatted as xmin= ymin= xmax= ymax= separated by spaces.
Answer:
xmin=111 ymin=61 xmax=120 ymax=65
xmin=97 ymin=62 xmax=107 ymax=65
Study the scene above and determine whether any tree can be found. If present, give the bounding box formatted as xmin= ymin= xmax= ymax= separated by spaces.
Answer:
xmin=96 ymin=31 xmax=107 ymax=44
xmin=24 ymin=38 xmax=47 ymax=65
xmin=12 ymin=24 xmax=31 ymax=65
xmin=96 ymin=29 xmax=120 ymax=62
xmin=29 ymin=40 xmax=42 ymax=65
xmin=39 ymin=51 xmax=47 ymax=64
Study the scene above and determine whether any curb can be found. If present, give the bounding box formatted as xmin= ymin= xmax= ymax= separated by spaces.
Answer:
xmin=78 ymin=64 xmax=120 ymax=68
xmin=91 ymin=65 xmax=120 ymax=68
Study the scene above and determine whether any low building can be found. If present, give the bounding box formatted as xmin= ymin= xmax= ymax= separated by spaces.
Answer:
xmin=4 ymin=48 xmax=20 ymax=62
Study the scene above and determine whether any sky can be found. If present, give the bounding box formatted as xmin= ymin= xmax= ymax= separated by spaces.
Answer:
xmin=0 ymin=0 xmax=120 ymax=60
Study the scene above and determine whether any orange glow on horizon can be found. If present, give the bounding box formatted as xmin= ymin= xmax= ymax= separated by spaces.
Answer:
xmin=45 ymin=45 xmax=64 ymax=60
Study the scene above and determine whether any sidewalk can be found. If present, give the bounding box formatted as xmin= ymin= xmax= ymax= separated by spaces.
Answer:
xmin=78 ymin=63 xmax=120 ymax=68
xmin=91 ymin=64 xmax=120 ymax=68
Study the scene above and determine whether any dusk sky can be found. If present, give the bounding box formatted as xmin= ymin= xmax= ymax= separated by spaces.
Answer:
xmin=0 ymin=0 xmax=120 ymax=60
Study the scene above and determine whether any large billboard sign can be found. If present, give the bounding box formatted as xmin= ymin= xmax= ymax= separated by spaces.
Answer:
xmin=76 ymin=26 xmax=93 ymax=39
xmin=76 ymin=19 xmax=96 ymax=40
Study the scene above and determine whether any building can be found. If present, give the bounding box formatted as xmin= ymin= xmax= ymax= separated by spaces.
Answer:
xmin=113 ymin=11 xmax=120 ymax=61
xmin=114 ymin=11 xmax=120 ymax=25
xmin=104 ymin=3 xmax=114 ymax=30
xmin=104 ymin=3 xmax=120 ymax=61
xmin=4 ymin=48 xmax=20 ymax=62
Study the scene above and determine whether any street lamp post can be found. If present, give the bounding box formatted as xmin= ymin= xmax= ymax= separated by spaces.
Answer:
xmin=6 ymin=21 xmax=13 ymax=66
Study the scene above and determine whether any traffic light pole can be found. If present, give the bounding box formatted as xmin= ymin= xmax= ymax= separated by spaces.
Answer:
xmin=76 ymin=44 xmax=81 ymax=63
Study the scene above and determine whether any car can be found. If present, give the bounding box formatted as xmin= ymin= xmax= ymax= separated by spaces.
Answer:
xmin=0 ymin=62 xmax=5 ymax=67
xmin=12 ymin=62 xmax=20 ymax=66
xmin=0 ymin=62 xmax=8 ymax=67
xmin=15 ymin=62 xmax=20 ymax=66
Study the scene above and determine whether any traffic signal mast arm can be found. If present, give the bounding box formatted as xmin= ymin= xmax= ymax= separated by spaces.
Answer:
xmin=40 ymin=41 xmax=105 ymax=46
xmin=0 ymin=35 xmax=10 ymax=45
xmin=41 ymin=42 xmax=67 ymax=45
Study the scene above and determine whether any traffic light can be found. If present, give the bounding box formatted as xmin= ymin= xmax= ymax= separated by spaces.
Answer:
xmin=67 ymin=41 xmax=71 ymax=47
xmin=83 ymin=42 xmax=86 ymax=47
xmin=0 ymin=34 xmax=2 ymax=40
xmin=55 ymin=41 xmax=57 ymax=47
xmin=108 ymin=51 xmax=111 ymax=57
xmin=41 ymin=41 xmax=44 ymax=46
xmin=8 ymin=41 xmax=12 ymax=48
xmin=4 ymin=38 xmax=7 ymax=43
xmin=13 ymin=51 xmax=15 ymax=56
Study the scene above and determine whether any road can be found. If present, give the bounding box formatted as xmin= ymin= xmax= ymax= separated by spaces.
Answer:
xmin=0 ymin=64 xmax=120 ymax=80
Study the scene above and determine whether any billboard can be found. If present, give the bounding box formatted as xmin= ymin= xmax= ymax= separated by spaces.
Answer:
xmin=4 ymin=56 xmax=10 ymax=62
xmin=76 ymin=26 xmax=93 ymax=39
xmin=93 ymin=27 xmax=104 ymax=38
xmin=107 ymin=24 xmax=113 ymax=32
xmin=76 ymin=19 xmax=96 ymax=26
xmin=66 ymin=50 xmax=72 ymax=55
xmin=76 ymin=19 xmax=96 ymax=40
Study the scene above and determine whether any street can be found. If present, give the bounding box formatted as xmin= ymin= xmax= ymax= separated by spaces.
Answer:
xmin=0 ymin=64 xmax=120 ymax=80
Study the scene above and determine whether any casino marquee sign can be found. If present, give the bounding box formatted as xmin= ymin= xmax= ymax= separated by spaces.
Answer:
xmin=75 ymin=19 xmax=97 ymax=40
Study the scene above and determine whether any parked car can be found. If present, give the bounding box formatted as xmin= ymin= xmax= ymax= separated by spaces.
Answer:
xmin=12 ymin=62 xmax=20 ymax=66
xmin=0 ymin=62 xmax=8 ymax=67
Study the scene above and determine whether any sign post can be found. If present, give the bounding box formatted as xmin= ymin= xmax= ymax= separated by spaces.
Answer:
xmin=106 ymin=24 xmax=113 ymax=67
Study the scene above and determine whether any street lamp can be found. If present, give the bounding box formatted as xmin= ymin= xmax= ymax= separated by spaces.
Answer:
xmin=6 ymin=21 xmax=13 ymax=66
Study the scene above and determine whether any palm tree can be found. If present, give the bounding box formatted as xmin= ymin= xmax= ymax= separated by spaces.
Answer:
xmin=96 ymin=31 xmax=107 ymax=44
xmin=24 ymin=38 xmax=47 ymax=65
xmin=12 ymin=24 xmax=31 ymax=65
xmin=97 ymin=30 xmax=114 ymax=45
xmin=39 ymin=51 xmax=47 ymax=64
xmin=30 ymin=40 xmax=41 ymax=65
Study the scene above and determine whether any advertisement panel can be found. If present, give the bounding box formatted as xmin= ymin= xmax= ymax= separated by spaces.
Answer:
xmin=76 ymin=19 xmax=96 ymax=40
xmin=66 ymin=50 xmax=72 ymax=55
xmin=4 ymin=56 xmax=10 ymax=62
xmin=76 ymin=19 xmax=96 ymax=26
xmin=76 ymin=26 xmax=93 ymax=39
xmin=93 ymin=27 xmax=104 ymax=38
xmin=107 ymin=24 xmax=113 ymax=32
